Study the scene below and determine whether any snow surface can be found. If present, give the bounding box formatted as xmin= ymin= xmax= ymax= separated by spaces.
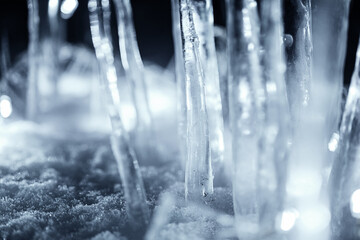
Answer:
xmin=0 ymin=122 xmax=234 ymax=239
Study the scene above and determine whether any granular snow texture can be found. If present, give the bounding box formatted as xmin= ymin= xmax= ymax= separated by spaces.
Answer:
xmin=0 ymin=124 xmax=181 ymax=240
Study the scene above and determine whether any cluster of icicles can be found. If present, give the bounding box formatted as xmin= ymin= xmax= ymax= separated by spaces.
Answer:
xmin=1 ymin=0 xmax=358 ymax=239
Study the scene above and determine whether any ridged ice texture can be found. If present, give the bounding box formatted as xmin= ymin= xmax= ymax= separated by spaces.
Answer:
xmin=27 ymin=0 xmax=40 ymax=121
xmin=259 ymin=0 xmax=290 ymax=234
xmin=287 ymin=0 xmax=312 ymax=121
xmin=112 ymin=0 xmax=152 ymax=132
xmin=188 ymin=0 xmax=224 ymax=165
xmin=178 ymin=0 xmax=213 ymax=201
xmin=171 ymin=0 xmax=187 ymax=168
xmin=226 ymin=0 xmax=265 ymax=236
xmin=330 ymin=38 xmax=360 ymax=240
xmin=88 ymin=0 xmax=149 ymax=225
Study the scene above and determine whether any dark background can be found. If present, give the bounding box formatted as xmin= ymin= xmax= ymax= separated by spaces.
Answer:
xmin=0 ymin=0 xmax=359 ymax=85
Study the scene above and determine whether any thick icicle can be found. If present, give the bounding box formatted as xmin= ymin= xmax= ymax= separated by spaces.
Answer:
xmin=312 ymin=0 xmax=351 ymax=177
xmin=226 ymin=0 xmax=265 ymax=236
xmin=171 ymin=0 xmax=187 ymax=168
xmin=188 ymin=0 xmax=225 ymax=165
xmin=27 ymin=0 xmax=40 ymax=121
xmin=178 ymin=0 xmax=213 ymax=201
xmin=286 ymin=0 xmax=312 ymax=121
xmin=112 ymin=0 xmax=152 ymax=133
xmin=259 ymin=0 xmax=291 ymax=235
xmin=330 ymin=38 xmax=360 ymax=240
xmin=172 ymin=0 xmax=224 ymax=169
xmin=88 ymin=0 xmax=149 ymax=225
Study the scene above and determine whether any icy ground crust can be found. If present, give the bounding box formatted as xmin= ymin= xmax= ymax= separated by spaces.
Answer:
xmin=0 ymin=123 xmax=233 ymax=240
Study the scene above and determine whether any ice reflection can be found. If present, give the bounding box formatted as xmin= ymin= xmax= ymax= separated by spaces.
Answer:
xmin=0 ymin=95 xmax=12 ymax=119
xmin=278 ymin=208 xmax=299 ymax=232
xmin=60 ymin=0 xmax=78 ymax=19
xmin=350 ymin=189 xmax=360 ymax=218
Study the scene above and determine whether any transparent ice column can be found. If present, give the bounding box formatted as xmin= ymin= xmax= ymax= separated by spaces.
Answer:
xmin=171 ymin=0 xmax=187 ymax=168
xmin=88 ymin=0 xmax=149 ymax=226
xmin=27 ymin=0 xmax=66 ymax=119
xmin=112 ymin=0 xmax=153 ymax=134
xmin=312 ymin=0 xmax=351 ymax=175
xmin=285 ymin=0 xmax=312 ymax=121
xmin=172 ymin=0 xmax=224 ymax=170
xmin=188 ymin=0 xmax=224 ymax=165
xmin=259 ymin=0 xmax=291 ymax=235
xmin=177 ymin=0 xmax=213 ymax=201
xmin=226 ymin=0 xmax=265 ymax=237
xmin=27 ymin=0 xmax=40 ymax=121
xmin=330 ymin=38 xmax=360 ymax=240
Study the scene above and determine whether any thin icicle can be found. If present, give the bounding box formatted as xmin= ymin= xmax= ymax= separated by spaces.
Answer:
xmin=226 ymin=0 xmax=265 ymax=236
xmin=171 ymin=0 xmax=187 ymax=169
xmin=0 ymin=33 xmax=10 ymax=92
xmin=330 ymin=37 xmax=360 ymax=240
xmin=88 ymin=0 xmax=149 ymax=225
xmin=47 ymin=0 xmax=61 ymax=98
xmin=178 ymin=0 xmax=213 ymax=201
xmin=112 ymin=0 xmax=152 ymax=133
xmin=286 ymin=0 xmax=312 ymax=121
xmin=27 ymin=0 xmax=40 ymax=121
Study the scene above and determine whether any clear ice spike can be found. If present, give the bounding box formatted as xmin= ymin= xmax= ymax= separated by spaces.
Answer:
xmin=258 ymin=0 xmax=291 ymax=235
xmin=330 ymin=37 xmax=360 ymax=240
xmin=187 ymin=0 xmax=225 ymax=165
xmin=171 ymin=0 xmax=187 ymax=169
xmin=26 ymin=0 xmax=40 ymax=121
xmin=178 ymin=0 xmax=213 ymax=201
xmin=112 ymin=0 xmax=152 ymax=132
xmin=47 ymin=0 xmax=62 ymax=98
xmin=88 ymin=0 xmax=149 ymax=225
xmin=226 ymin=0 xmax=266 ymax=236
xmin=286 ymin=0 xmax=312 ymax=121
xmin=312 ymin=0 xmax=351 ymax=177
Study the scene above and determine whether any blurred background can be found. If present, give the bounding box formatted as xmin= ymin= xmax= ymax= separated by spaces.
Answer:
xmin=0 ymin=0 xmax=359 ymax=84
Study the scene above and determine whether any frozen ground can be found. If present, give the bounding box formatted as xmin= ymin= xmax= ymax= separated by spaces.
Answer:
xmin=0 ymin=122 xmax=234 ymax=239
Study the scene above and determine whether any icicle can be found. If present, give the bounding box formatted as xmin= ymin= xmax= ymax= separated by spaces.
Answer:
xmin=172 ymin=0 xmax=224 ymax=169
xmin=178 ymin=0 xmax=213 ymax=201
xmin=171 ymin=0 xmax=187 ymax=169
xmin=286 ymin=0 xmax=312 ymax=121
xmin=188 ymin=0 xmax=225 ymax=165
xmin=48 ymin=0 xmax=61 ymax=99
xmin=330 ymin=38 xmax=360 ymax=240
xmin=112 ymin=0 xmax=152 ymax=133
xmin=226 ymin=0 xmax=265 ymax=236
xmin=214 ymin=26 xmax=228 ymax=126
xmin=312 ymin=0 xmax=351 ymax=181
xmin=88 ymin=0 xmax=149 ymax=226
xmin=27 ymin=0 xmax=40 ymax=121
xmin=258 ymin=0 xmax=291 ymax=235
